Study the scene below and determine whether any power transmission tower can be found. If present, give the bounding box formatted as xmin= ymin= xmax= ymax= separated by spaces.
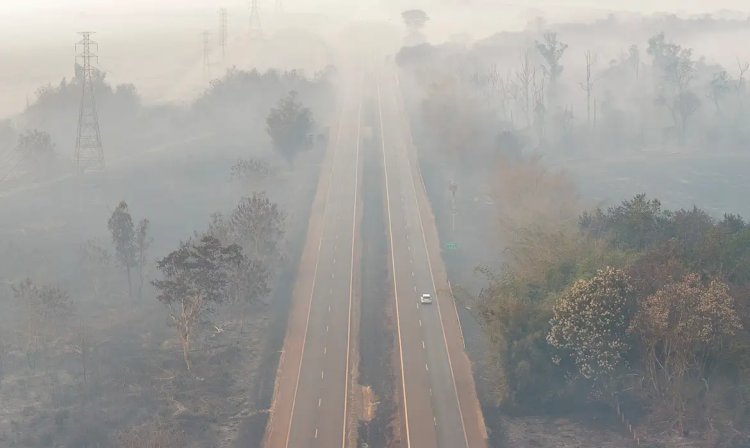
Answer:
xmin=249 ymin=0 xmax=262 ymax=39
xmin=219 ymin=8 xmax=228 ymax=62
xmin=74 ymin=32 xmax=104 ymax=172
xmin=202 ymin=31 xmax=211 ymax=81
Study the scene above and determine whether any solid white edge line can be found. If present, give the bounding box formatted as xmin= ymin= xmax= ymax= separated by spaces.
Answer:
xmin=283 ymin=84 xmax=346 ymax=448
xmin=341 ymin=87 xmax=363 ymax=448
xmin=394 ymin=69 xmax=471 ymax=448
xmin=377 ymin=77 xmax=412 ymax=448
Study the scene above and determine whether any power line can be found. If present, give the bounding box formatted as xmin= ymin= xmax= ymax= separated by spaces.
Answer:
xmin=74 ymin=32 xmax=105 ymax=172
xmin=202 ymin=31 xmax=211 ymax=81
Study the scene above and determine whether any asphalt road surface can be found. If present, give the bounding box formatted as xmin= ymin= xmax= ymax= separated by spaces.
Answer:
xmin=265 ymin=66 xmax=486 ymax=448
xmin=264 ymin=75 xmax=362 ymax=448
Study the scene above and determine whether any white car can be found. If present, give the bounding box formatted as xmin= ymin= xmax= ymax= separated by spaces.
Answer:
xmin=420 ymin=293 xmax=433 ymax=304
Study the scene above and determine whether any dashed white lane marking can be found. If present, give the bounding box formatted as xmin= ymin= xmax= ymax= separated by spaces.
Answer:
xmin=315 ymin=428 xmax=319 ymax=439
xmin=333 ymin=257 xmax=336 ymax=264
xmin=422 ymin=340 xmax=425 ymax=349
xmin=407 ymin=245 xmax=411 ymax=251
xmin=425 ymin=363 xmax=429 ymax=371
xmin=331 ymin=273 xmax=335 ymax=279
xmin=419 ymin=320 xmax=422 ymax=327
xmin=430 ymin=388 xmax=433 ymax=396
xmin=326 ymin=325 xmax=329 ymax=333
xmin=321 ymin=371 xmax=325 ymax=379
xmin=328 ymin=304 xmax=331 ymax=311
xmin=413 ymin=286 xmax=417 ymax=292
xmin=411 ymin=271 xmax=414 ymax=277
xmin=409 ymin=258 xmax=412 ymax=264
xmin=318 ymin=398 xmax=322 ymax=407
xmin=324 ymin=347 xmax=327 ymax=355
xmin=434 ymin=417 xmax=437 ymax=426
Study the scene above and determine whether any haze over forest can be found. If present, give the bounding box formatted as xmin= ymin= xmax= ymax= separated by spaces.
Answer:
xmin=1 ymin=1 xmax=750 ymax=447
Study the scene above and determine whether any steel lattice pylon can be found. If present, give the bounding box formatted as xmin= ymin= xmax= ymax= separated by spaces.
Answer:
xmin=249 ymin=0 xmax=262 ymax=39
xmin=74 ymin=32 xmax=105 ymax=172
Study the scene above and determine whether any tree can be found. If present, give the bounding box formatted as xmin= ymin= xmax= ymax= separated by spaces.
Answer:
xmin=708 ymin=70 xmax=731 ymax=116
xmin=227 ymin=192 xmax=285 ymax=266
xmin=16 ymin=129 xmax=56 ymax=172
xmin=401 ymin=9 xmax=429 ymax=45
xmin=135 ymin=218 xmax=152 ymax=300
xmin=10 ymin=279 xmax=73 ymax=368
xmin=513 ymin=51 xmax=536 ymax=129
xmin=547 ymin=267 xmax=635 ymax=392
xmin=580 ymin=51 xmax=597 ymax=131
xmin=647 ymin=33 xmax=700 ymax=143
xmin=79 ymin=240 xmax=111 ymax=298
xmin=579 ymin=194 xmax=672 ymax=250
xmin=535 ymin=32 xmax=568 ymax=102
xmin=153 ymin=236 xmax=243 ymax=370
xmin=108 ymin=201 xmax=137 ymax=298
xmin=627 ymin=44 xmax=641 ymax=81
xmin=631 ymin=274 xmax=742 ymax=433
xmin=207 ymin=193 xmax=285 ymax=304
xmin=266 ymin=91 xmax=314 ymax=164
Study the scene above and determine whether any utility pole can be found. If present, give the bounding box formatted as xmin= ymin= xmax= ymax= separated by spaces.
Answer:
xmin=74 ymin=32 xmax=105 ymax=172
xmin=202 ymin=31 xmax=211 ymax=81
xmin=219 ymin=8 xmax=228 ymax=62
xmin=249 ymin=0 xmax=262 ymax=39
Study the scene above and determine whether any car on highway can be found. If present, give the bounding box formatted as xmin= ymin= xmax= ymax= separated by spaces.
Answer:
xmin=419 ymin=293 xmax=433 ymax=304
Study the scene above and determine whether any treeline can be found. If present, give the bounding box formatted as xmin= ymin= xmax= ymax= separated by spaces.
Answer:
xmin=1 ymin=66 xmax=333 ymax=177
xmin=397 ymin=15 xmax=750 ymax=161
xmin=478 ymin=193 xmax=750 ymax=446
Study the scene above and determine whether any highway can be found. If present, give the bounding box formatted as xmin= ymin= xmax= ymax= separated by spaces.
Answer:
xmin=264 ymin=74 xmax=362 ymax=448
xmin=265 ymin=66 xmax=486 ymax=448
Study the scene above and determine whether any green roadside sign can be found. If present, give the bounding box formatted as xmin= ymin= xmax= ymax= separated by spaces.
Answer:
xmin=445 ymin=242 xmax=458 ymax=250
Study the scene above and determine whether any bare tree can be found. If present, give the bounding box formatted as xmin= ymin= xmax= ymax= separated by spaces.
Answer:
xmin=513 ymin=51 xmax=535 ymax=129
xmin=135 ymin=218 xmax=152 ymax=300
xmin=579 ymin=51 xmax=597 ymax=131
xmin=10 ymin=279 xmax=73 ymax=369
xmin=736 ymin=58 xmax=749 ymax=113
xmin=80 ymin=240 xmax=111 ymax=298
xmin=532 ymin=71 xmax=546 ymax=143
xmin=708 ymin=70 xmax=731 ymax=116
xmin=628 ymin=44 xmax=640 ymax=81
xmin=648 ymin=33 xmax=700 ymax=143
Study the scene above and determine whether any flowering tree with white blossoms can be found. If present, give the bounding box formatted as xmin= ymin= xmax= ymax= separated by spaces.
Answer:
xmin=547 ymin=266 xmax=635 ymax=391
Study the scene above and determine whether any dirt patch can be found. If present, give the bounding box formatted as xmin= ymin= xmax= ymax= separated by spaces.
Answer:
xmin=502 ymin=416 xmax=633 ymax=448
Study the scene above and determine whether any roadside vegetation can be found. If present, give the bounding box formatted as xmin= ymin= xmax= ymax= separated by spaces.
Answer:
xmin=478 ymin=190 xmax=750 ymax=446
xmin=397 ymin=11 xmax=750 ymax=448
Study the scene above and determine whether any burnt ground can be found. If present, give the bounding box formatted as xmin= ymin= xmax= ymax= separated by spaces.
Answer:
xmin=0 ymin=138 xmax=324 ymax=447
